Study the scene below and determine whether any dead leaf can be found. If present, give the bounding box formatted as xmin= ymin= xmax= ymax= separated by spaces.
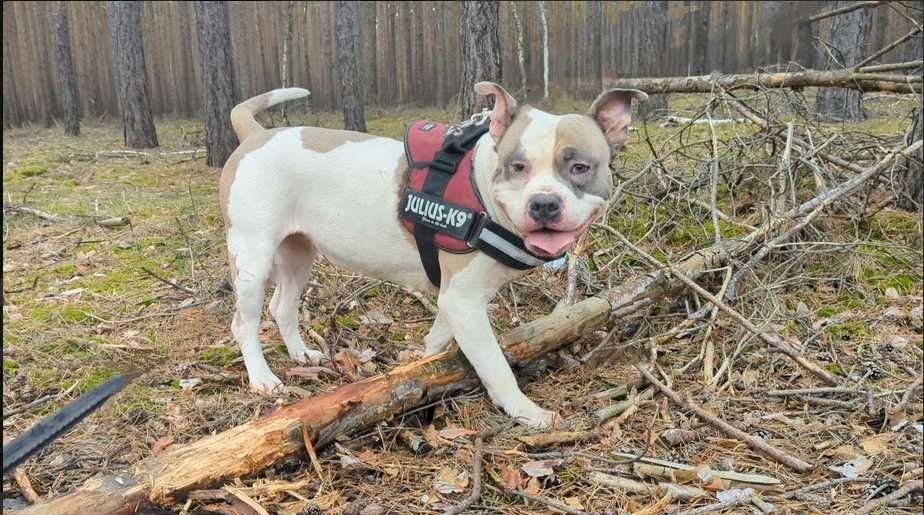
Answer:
xmin=423 ymin=424 xmax=444 ymax=448
xmin=433 ymin=467 xmax=468 ymax=494
xmin=334 ymin=349 xmax=359 ymax=380
xmin=360 ymin=310 xmax=393 ymax=325
xmin=523 ymin=477 xmax=540 ymax=495
xmin=828 ymin=444 xmax=861 ymax=460
xmin=438 ymin=426 xmax=477 ymax=440
xmin=831 ymin=456 xmax=873 ymax=479
xmin=521 ymin=459 xmax=561 ymax=478
xmin=861 ymin=433 xmax=895 ymax=455
xmin=564 ymin=496 xmax=585 ymax=510
xmin=312 ymin=490 xmax=344 ymax=511
xmin=152 ymin=436 xmax=174 ymax=453
xmin=498 ymin=464 xmax=524 ymax=491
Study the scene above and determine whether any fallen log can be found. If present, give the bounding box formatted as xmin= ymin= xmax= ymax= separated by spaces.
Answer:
xmin=604 ymin=70 xmax=920 ymax=95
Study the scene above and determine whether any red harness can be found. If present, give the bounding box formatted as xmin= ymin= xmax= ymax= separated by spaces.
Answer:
xmin=399 ymin=119 xmax=561 ymax=287
xmin=401 ymin=120 xmax=483 ymax=253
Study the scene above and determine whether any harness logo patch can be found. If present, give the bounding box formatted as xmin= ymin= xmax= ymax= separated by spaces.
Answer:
xmin=402 ymin=190 xmax=477 ymax=240
xmin=420 ymin=122 xmax=437 ymax=131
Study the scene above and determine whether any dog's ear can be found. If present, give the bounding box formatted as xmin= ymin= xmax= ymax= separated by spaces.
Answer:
xmin=474 ymin=82 xmax=518 ymax=143
xmin=588 ymin=89 xmax=648 ymax=151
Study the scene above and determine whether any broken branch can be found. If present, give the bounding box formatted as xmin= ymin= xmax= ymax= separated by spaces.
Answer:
xmin=635 ymin=365 xmax=815 ymax=473
xmin=603 ymin=69 xmax=919 ymax=95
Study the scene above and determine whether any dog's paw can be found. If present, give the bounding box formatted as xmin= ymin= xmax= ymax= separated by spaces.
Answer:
xmin=248 ymin=372 xmax=284 ymax=395
xmin=288 ymin=346 xmax=326 ymax=365
xmin=509 ymin=401 xmax=562 ymax=429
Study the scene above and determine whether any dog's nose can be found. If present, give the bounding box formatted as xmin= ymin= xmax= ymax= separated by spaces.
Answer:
xmin=528 ymin=194 xmax=562 ymax=223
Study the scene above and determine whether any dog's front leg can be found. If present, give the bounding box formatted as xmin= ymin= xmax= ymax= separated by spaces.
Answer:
xmin=438 ymin=288 xmax=559 ymax=428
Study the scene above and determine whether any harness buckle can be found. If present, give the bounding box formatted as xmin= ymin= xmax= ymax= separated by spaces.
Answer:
xmin=465 ymin=212 xmax=489 ymax=248
xmin=447 ymin=109 xmax=492 ymax=136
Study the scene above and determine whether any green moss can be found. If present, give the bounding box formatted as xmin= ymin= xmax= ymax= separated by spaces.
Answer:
xmin=17 ymin=165 xmax=48 ymax=177
xmin=52 ymin=262 xmax=77 ymax=276
xmin=30 ymin=304 xmax=92 ymax=324
xmin=336 ymin=314 xmax=360 ymax=329
xmin=38 ymin=339 xmax=91 ymax=359
xmin=861 ymin=267 xmax=920 ymax=295
xmin=3 ymin=358 xmax=19 ymax=372
xmin=82 ymin=368 xmax=120 ymax=390
xmin=201 ymin=345 xmax=238 ymax=367
xmin=824 ymin=321 xmax=869 ymax=339
xmin=816 ymin=306 xmax=840 ymax=318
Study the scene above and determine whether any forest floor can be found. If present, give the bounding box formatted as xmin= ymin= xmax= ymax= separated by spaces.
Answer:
xmin=2 ymin=92 xmax=923 ymax=514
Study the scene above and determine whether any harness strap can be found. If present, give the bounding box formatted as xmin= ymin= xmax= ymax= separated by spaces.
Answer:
xmin=413 ymin=122 xmax=489 ymax=287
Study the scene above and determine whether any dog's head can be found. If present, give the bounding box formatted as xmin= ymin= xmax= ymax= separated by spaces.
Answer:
xmin=475 ymin=82 xmax=647 ymax=257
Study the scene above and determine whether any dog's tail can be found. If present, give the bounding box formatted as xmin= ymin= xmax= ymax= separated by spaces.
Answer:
xmin=230 ymin=88 xmax=311 ymax=141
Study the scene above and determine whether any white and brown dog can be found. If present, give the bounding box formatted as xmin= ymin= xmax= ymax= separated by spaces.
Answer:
xmin=219 ymin=83 xmax=646 ymax=427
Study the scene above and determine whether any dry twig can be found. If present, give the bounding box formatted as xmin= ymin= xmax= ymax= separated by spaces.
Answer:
xmin=635 ymin=365 xmax=815 ymax=472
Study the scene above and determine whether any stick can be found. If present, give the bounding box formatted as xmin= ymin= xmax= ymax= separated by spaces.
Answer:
xmin=804 ymin=0 xmax=882 ymax=23
xmin=13 ymin=467 xmax=40 ymax=504
xmin=140 ymin=267 xmax=197 ymax=296
xmin=635 ymin=365 xmax=815 ymax=473
xmin=615 ymin=231 xmax=840 ymax=386
xmin=601 ymin=69 xmax=919 ymax=95
xmin=765 ymin=386 xmax=861 ymax=397
xmin=853 ymin=27 xmax=923 ymax=70
xmin=445 ymin=423 xmax=510 ymax=515
xmin=856 ymin=479 xmax=923 ymax=514
xmin=858 ymin=60 xmax=923 ymax=73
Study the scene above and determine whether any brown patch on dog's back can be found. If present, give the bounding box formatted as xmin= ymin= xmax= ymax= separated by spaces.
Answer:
xmin=554 ymin=114 xmax=613 ymax=199
xmin=300 ymin=127 xmax=375 ymax=153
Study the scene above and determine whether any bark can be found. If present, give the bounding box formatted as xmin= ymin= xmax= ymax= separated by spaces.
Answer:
xmin=897 ymin=94 xmax=923 ymax=210
xmin=638 ymin=1 xmax=669 ymax=120
xmin=693 ymin=1 xmax=711 ymax=75
xmin=412 ymin=1 xmax=424 ymax=105
xmin=178 ymin=2 xmax=198 ymax=117
xmin=815 ymin=1 xmax=873 ymax=121
xmin=586 ymin=0 xmax=603 ymax=96
xmin=361 ymin=1 xmax=377 ymax=104
xmin=107 ymin=1 xmax=158 ymax=148
xmin=231 ymin=2 xmax=250 ymax=102
xmin=334 ymin=1 xmax=366 ymax=132
xmin=602 ymin=70 xmax=920 ymax=95
xmin=3 ymin=13 xmax=22 ymax=129
xmin=49 ymin=1 xmax=80 ymax=136
xmin=459 ymin=1 xmax=501 ymax=118
xmin=194 ymin=1 xmax=238 ymax=167
xmin=510 ymin=2 xmax=528 ymax=97
xmin=539 ymin=1 xmax=549 ymax=100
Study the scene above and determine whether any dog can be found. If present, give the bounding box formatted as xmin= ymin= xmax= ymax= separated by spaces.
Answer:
xmin=219 ymin=82 xmax=647 ymax=427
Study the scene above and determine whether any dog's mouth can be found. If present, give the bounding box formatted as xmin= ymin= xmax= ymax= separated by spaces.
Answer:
xmin=524 ymin=229 xmax=582 ymax=257
xmin=523 ymin=215 xmax=597 ymax=257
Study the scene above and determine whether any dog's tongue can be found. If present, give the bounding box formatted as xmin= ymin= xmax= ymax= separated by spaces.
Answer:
xmin=524 ymin=230 xmax=578 ymax=257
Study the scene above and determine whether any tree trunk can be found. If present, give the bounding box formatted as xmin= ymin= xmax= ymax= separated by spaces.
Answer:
xmin=815 ymin=0 xmax=872 ymax=122
xmin=335 ymin=0 xmax=366 ymax=132
xmin=194 ymin=1 xmax=238 ymax=167
xmin=898 ymin=94 xmax=923 ymax=211
xmin=361 ymin=1 xmax=377 ymax=104
xmin=539 ymin=1 xmax=549 ymax=100
xmin=693 ymin=1 xmax=711 ymax=74
xmin=231 ymin=1 xmax=251 ymax=102
xmin=459 ymin=1 xmax=501 ymax=118
xmin=2 ymin=33 xmax=22 ymax=129
xmin=107 ymin=1 xmax=158 ymax=148
xmin=586 ymin=0 xmax=603 ymax=96
xmin=638 ymin=1 xmax=669 ymax=120
xmin=49 ymin=1 xmax=80 ymax=136
xmin=280 ymin=0 xmax=294 ymax=120
xmin=510 ymin=2 xmax=528 ymax=98
xmin=412 ymin=2 xmax=424 ymax=105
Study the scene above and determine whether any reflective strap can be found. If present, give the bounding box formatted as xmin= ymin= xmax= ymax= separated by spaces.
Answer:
xmin=477 ymin=226 xmax=548 ymax=268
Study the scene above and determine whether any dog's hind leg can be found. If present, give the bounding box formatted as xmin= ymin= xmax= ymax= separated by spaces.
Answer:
xmin=230 ymin=237 xmax=281 ymax=393
xmin=269 ymin=233 xmax=325 ymax=365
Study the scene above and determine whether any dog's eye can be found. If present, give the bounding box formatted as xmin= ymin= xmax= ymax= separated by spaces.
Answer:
xmin=509 ymin=162 xmax=528 ymax=174
xmin=570 ymin=163 xmax=591 ymax=175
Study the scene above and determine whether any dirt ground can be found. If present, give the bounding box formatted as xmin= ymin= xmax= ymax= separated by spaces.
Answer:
xmin=2 ymin=94 xmax=923 ymax=514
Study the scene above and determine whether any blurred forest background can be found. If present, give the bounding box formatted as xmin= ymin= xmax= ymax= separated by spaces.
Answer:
xmin=4 ymin=0 xmax=923 ymax=125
